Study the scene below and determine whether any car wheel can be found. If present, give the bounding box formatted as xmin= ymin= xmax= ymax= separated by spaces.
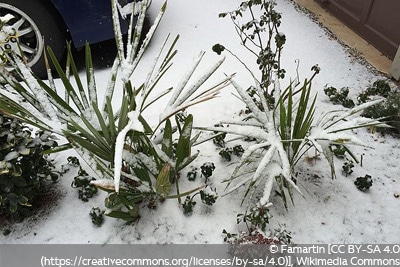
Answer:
xmin=0 ymin=0 xmax=67 ymax=78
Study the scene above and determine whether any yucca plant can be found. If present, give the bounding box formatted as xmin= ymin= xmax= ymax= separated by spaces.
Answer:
xmin=204 ymin=0 xmax=385 ymax=209
xmin=0 ymin=0 xmax=231 ymax=222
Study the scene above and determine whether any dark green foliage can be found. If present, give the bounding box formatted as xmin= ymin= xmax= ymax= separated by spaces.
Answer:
xmin=182 ymin=187 xmax=218 ymax=215
xmin=330 ymin=144 xmax=347 ymax=159
xmin=67 ymin=156 xmax=80 ymax=167
xmin=212 ymin=124 xmax=227 ymax=147
xmin=362 ymin=90 xmax=400 ymax=134
xmin=325 ymin=80 xmax=399 ymax=135
xmin=200 ymin=187 xmax=218 ymax=206
xmin=71 ymin=167 xmax=98 ymax=202
xmin=358 ymin=80 xmax=395 ymax=133
xmin=0 ymin=114 xmax=58 ymax=220
xmin=219 ymin=145 xmax=245 ymax=161
xmin=237 ymin=205 xmax=270 ymax=232
xmin=2 ymin=228 xmax=11 ymax=236
xmin=200 ymin=162 xmax=215 ymax=180
xmin=222 ymin=229 xmax=238 ymax=243
xmin=219 ymin=149 xmax=232 ymax=161
xmin=186 ymin=168 xmax=198 ymax=181
xmin=354 ymin=174 xmax=373 ymax=192
xmin=245 ymin=85 xmax=275 ymax=112
xmin=182 ymin=163 xmax=218 ymax=215
xmin=233 ymin=145 xmax=245 ymax=156
xmin=89 ymin=207 xmax=104 ymax=227
xmin=223 ymin=227 xmax=292 ymax=245
xmin=323 ymin=86 xmax=355 ymax=108
xmin=342 ymin=160 xmax=354 ymax=177
xmin=104 ymin=191 xmax=141 ymax=224
xmin=357 ymin=80 xmax=391 ymax=104
xmin=212 ymin=44 xmax=225 ymax=55
xmin=182 ymin=195 xmax=196 ymax=215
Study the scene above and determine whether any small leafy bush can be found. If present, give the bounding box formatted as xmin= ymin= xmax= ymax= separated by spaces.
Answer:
xmin=237 ymin=205 xmax=271 ymax=233
xmin=362 ymin=90 xmax=400 ymax=134
xmin=323 ymin=86 xmax=355 ymax=108
xmin=200 ymin=162 xmax=215 ymax=182
xmin=71 ymin=167 xmax=98 ymax=202
xmin=186 ymin=167 xmax=198 ymax=181
xmin=342 ymin=160 xmax=354 ymax=177
xmin=325 ymin=80 xmax=399 ymax=135
xmin=219 ymin=145 xmax=245 ymax=162
xmin=219 ymin=149 xmax=232 ymax=161
xmin=182 ymin=195 xmax=196 ymax=215
xmin=330 ymin=144 xmax=347 ymax=159
xmin=89 ymin=207 xmax=104 ymax=227
xmin=357 ymin=80 xmax=391 ymax=104
xmin=0 ymin=114 xmax=58 ymax=220
xmin=67 ymin=156 xmax=80 ymax=167
xmin=354 ymin=174 xmax=372 ymax=192
xmin=212 ymin=124 xmax=227 ymax=147
xmin=182 ymin=187 xmax=218 ymax=215
xmin=200 ymin=187 xmax=218 ymax=206
xmin=182 ymin=162 xmax=218 ymax=215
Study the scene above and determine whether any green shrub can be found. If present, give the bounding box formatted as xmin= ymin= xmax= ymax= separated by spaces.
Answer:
xmin=354 ymin=174 xmax=373 ymax=192
xmin=89 ymin=207 xmax=104 ymax=227
xmin=356 ymin=79 xmax=399 ymax=134
xmin=324 ymin=79 xmax=399 ymax=135
xmin=362 ymin=90 xmax=400 ymax=134
xmin=71 ymin=167 xmax=98 ymax=202
xmin=0 ymin=114 xmax=58 ymax=221
xmin=218 ymin=145 xmax=244 ymax=162
xmin=342 ymin=160 xmax=354 ymax=177
xmin=323 ymin=86 xmax=355 ymax=108
xmin=357 ymin=80 xmax=391 ymax=104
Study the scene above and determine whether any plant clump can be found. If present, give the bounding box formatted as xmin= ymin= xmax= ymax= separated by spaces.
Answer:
xmin=323 ymin=86 xmax=355 ymax=108
xmin=219 ymin=145 xmax=245 ymax=162
xmin=204 ymin=0 xmax=383 ymax=212
xmin=0 ymin=114 xmax=58 ymax=221
xmin=362 ymin=90 xmax=400 ymax=135
xmin=71 ymin=167 xmax=98 ymax=202
xmin=354 ymin=174 xmax=373 ymax=192
xmin=324 ymin=79 xmax=400 ymax=135
xmin=182 ymin=162 xmax=218 ymax=215
xmin=89 ymin=207 xmax=104 ymax=227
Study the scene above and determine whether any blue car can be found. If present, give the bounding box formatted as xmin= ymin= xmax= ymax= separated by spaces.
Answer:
xmin=0 ymin=0 xmax=146 ymax=77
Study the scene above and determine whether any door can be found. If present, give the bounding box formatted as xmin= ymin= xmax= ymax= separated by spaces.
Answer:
xmin=317 ymin=0 xmax=400 ymax=59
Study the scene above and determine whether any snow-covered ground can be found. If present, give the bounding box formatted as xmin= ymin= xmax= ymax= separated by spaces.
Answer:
xmin=2 ymin=0 xmax=399 ymax=244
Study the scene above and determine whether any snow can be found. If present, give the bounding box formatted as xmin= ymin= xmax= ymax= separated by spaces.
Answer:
xmin=114 ymin=110 xmax=144 ymax=192
xmin=2 ymin=0 xmax=400 ymax=244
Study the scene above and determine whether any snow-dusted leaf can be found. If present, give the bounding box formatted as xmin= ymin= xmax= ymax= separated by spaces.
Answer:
xmin=156 ymin=163 xmax=172 ymax=198
xmin=17 ymin=146 xmax=30 ymax=155
xmin=4 ymin=151 xmax=18 ymax=161
xmin=175 ymin=114 xmax=193 ymax=170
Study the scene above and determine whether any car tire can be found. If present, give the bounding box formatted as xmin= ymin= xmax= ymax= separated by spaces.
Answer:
xmin=0 ymin=0 xmax=67 ymax=78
